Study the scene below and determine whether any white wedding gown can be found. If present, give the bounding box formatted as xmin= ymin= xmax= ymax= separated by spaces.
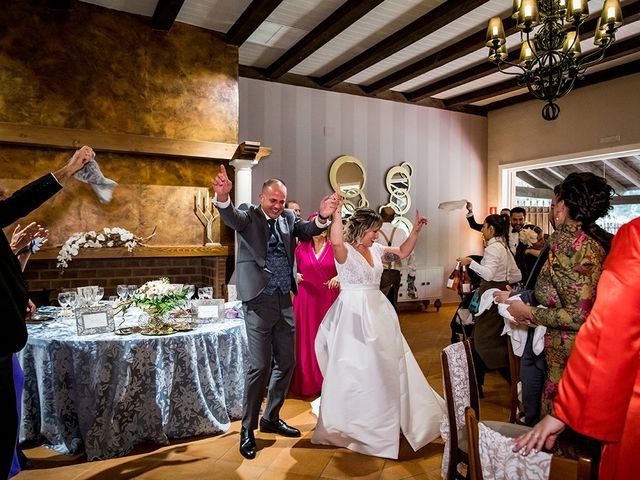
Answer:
xmin=311 ymin=243 xmax=446 ymax=459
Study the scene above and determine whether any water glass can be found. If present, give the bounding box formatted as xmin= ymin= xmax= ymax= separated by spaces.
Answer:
xmin=127 ymin=285 xmax=138 ymax=299
xmin=198 ymin=286 xmax=213 ymax=300
xmin=185 ymin=285 xmax=196 ymax=300
xmin=116 ymin=284 xmax=129 ymax=302
xmin=94 ymin=286 xmax=105 ymax=303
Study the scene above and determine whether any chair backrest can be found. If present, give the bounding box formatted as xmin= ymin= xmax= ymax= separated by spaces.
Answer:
xmin=441 ymin=339 xmax=480 ymax=479
xmin=507 ymin=339 xmax=525 ymax=424
xmin=465 ymin=407 xmax=592 ymax=480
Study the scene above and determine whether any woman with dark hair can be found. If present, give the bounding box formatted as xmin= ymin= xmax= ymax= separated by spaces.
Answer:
xmin=506 ymin=172 xmax=613 ymax=416
xmin=458 ymin=213 xmax=522 ymax=394
xmin=312 ymin=205 xmax=445 ymax=459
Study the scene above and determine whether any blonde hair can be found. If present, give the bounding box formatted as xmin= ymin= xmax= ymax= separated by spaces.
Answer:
xmin=344 ymin=208 xmax=382 ymax=244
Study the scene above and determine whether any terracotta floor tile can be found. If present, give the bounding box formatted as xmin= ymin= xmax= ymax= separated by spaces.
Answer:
xmin=319 ymin=450 xmax=385 ymax=479
xmin=266 ymin=439 xmax=334 ymax=476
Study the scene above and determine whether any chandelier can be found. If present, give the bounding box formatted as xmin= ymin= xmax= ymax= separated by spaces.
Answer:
xmin=486 ymin=0 xmax=623 ymax=120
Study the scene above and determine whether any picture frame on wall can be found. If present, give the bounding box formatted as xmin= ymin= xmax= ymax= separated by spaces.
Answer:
xmin=75 ymin=305 xmax=115 ymax=335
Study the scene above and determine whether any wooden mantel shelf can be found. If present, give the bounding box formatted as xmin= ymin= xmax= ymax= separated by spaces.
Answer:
xmin=0 ymin=122 xmax=271 ymax=161
xmin=33 ymin=245 xmax=229 ymax=260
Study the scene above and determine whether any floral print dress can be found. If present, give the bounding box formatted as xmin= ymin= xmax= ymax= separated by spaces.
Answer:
xmin=532 ymin=222 xmax=607 ymax=416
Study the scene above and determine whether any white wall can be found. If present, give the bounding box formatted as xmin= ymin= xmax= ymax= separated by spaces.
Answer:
xmin=239 ymin=77 xmax=488 ymax=303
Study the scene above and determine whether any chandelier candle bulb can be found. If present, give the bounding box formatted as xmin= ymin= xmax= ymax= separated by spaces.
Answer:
xmin=511 ymin=0 xmax=522 ymax=19
xmin=517 ymin=0 xmax=539 ymax=30
xmin=601 ymin=0 xmax=623 ymax=30
xmin=567 ymin=0 xmax=589 ymax=22
xmin=563 ymin=31 xmax=581 ymax=57
xmin=486 ymin=17 xmax=506 ymax=46
xmin=519 ymin=40 xmax=536 ymax=66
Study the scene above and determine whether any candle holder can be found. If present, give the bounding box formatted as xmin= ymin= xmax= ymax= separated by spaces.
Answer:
xmin=193 ymin=189 xmax=219 ymax=246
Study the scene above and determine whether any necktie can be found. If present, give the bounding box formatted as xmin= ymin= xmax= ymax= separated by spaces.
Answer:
xmin=267 ymin=219 xmax=278 ymax=246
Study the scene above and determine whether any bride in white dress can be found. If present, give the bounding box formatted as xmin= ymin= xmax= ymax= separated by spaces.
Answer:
xmin=312 ymin=206 xmax=446 ymax=459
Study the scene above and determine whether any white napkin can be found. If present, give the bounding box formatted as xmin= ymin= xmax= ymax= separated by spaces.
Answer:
xmin=499 ymin=294 xmax=546 ymax=356
xmin=74 ymin=158 xmax=118 ymax=204
xmin=438 ymin=199 xmax=468 ymax=211
xmin=477 ymin=288 xmax=501 ymax=316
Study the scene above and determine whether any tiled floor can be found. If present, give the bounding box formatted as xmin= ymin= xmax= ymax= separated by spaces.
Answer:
xmin=14 ymin=305 xmax=511 ymax=479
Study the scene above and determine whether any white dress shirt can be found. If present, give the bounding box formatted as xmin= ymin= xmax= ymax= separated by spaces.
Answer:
xmin=469 ymin=237 xmax=522 ymax=284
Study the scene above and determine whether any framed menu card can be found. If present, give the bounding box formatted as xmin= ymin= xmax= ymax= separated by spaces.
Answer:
xmin=75 ymin=305 xmax=115 ymax=335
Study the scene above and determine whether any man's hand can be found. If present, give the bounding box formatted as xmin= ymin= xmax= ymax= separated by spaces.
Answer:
xmin=318 ymin=193 xmax=339 ymax=222
xmin=212 ymin=165 xmax=233 ymax=203
xmin=54 ymin=146 xmax=94 ymax=184
xmin=412 ymin=210 xmax=428 ymax=234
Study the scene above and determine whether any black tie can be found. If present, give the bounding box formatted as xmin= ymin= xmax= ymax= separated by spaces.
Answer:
xmin=512 ymin=228 xmax=517 ymax=233
xmin=267 ymin=218 xmax=278 ymax=245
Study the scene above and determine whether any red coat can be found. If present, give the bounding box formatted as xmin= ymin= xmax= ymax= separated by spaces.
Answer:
xmin=553 ymin=218 xmax=640 ymax=480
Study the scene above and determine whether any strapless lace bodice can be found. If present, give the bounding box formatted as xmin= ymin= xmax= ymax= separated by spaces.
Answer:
xmin=336 ymin=243 xmax=384 ymax=287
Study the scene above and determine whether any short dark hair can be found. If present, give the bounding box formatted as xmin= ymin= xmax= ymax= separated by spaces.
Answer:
xmin=379 ymin=206 xmax=395 ymax=222
xmin=262 ymin=178 xmax=286 ymax=192
xmin=510 ymin=207 xmax=526 ymax=217
xmin=286 ymin=200 xmax=298 ymax=208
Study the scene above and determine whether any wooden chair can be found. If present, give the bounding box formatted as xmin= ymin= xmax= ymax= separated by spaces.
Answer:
xmin=507 ymin=339 xmax=525 ymax=424
xmin=465 ymin=407 xmax=592 ymax=480
xmin=441 ymin=339 xmax=480 ymax=479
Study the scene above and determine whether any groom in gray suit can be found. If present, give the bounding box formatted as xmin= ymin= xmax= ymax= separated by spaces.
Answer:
xmin=212 ymin=165 xmax=338 ymax=459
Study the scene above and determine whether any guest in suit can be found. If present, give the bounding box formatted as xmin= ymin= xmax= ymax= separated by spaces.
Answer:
xmin=0 ymin=146 xmax=94 ymax=480
xmin=465 ymin=202 xmax=511 ymax=232
xmin=514 ymin=217 xmax=640 ymax=480
xmin=376 ymin=206 xmax=407 ymax=309
xmin=212 ymin=165 xmax=338 ymax=459
xmin=285 ymin=200 xmax=301 ymax=218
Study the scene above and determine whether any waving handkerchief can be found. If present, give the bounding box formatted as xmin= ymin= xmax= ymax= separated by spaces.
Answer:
xmin=74 ymin=157 xmax=118 ymax=204
xmin=438 ymin=199 xmax=468 ymax=211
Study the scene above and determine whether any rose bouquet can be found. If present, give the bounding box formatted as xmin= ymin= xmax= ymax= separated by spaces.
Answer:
xmin=129 ymin=278 xmax=189 ymax=317
xmin=519 ymin=227 xmax=539 ymax=247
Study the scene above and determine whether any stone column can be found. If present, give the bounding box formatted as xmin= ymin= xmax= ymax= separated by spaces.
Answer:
xmin=229 ymin=159 xmax=258 ymax=206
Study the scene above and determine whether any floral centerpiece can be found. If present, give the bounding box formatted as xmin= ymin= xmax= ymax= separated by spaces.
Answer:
xmin=57 ymin=227 xmax=155 ymax=272
xmin=126 ymin=278 xmax=189 ymax=334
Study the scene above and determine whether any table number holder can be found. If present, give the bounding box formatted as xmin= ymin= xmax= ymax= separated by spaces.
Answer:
xmin=76 ymin=305 xmax=115 ymax=335
xmin=194 ymin=189 xmax=219 ymax=246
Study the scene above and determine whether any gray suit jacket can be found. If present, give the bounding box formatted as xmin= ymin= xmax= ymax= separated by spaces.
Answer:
xmin=218 ymin=203 xmax=324 ymax=301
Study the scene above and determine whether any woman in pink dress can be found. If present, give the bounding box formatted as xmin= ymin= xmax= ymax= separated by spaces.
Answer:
xmin=290 ymin=215 xmax=339 ymax=396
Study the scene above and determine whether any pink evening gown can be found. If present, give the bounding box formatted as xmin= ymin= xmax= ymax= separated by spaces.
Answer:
xmin=290 ymin=238 xmax=339 ymax=396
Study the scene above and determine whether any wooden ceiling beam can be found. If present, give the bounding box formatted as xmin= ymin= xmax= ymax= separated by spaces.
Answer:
xmin=545 ymin=167 xmax=565 ymax=182
xmin=516 ymin=171 xmax=549 ymax=189
xmin=526 ymin=169 xmax=560 ymax=189
xmin=48 ymin=0 xmax=72 ymax=9
xmin=265 ymin=0 xmax=384 ymax=79
xmin=405 ymin=0 xmax=640 ymax=103
xmin=574 ymin=162 xmax=627 ymax=193
xmin=317 ymin=0 xmax=489 ymax=88
xmin=483 ymin=58 xmax=640 ymax=112
xmin=225 ymin=0 xmax=283 ymax=47
xmin=151 ymin=0 xmax=186 ymax=31
xmin=364 ymin=16 xmax=517 ymax=95
xmin=604 ymin=158 xmax=640 ymax=188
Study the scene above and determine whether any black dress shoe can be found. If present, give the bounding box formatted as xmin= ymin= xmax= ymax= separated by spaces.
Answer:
xmin=259 ymin=417 xmax=301 ymax=438
xmin=239 ymin=427 xmax=256 ymax=459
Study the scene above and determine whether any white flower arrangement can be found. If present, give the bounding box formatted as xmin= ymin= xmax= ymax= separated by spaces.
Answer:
xmin=128 ymin=278 xmax=189 ymax=317
xmin=519 ymin=227 xmax=540 ymax=247
xmin=57 ymin=227 xmax=153 ymax=272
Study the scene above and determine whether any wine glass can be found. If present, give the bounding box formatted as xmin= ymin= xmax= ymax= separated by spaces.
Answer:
xmin=66 ymin=291 xmax=77 ymax=313
xmin=185 ymin=285 xmax=196 ymax=300
xmin=57 ymin=292 xmax=70 ymax=316
xmin=94 ymin=286 xmax=105 ymax=303
xmin=116 ymin=284 xmax=129 ymax=302
xmin=127 ymin=285 xmax=138 ymax=299
xmin=198 ymin=286 xmax=213 ymax=300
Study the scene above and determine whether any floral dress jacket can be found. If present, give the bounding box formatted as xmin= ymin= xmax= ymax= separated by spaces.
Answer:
xmin=531 ymin=222 xmax=606 ymax=416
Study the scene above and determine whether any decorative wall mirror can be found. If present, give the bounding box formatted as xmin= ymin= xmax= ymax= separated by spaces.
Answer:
xmin=329 ymin=155 xmax=369 ymax=215
xmin=382 ymin=162 xmax=413 ymax=232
